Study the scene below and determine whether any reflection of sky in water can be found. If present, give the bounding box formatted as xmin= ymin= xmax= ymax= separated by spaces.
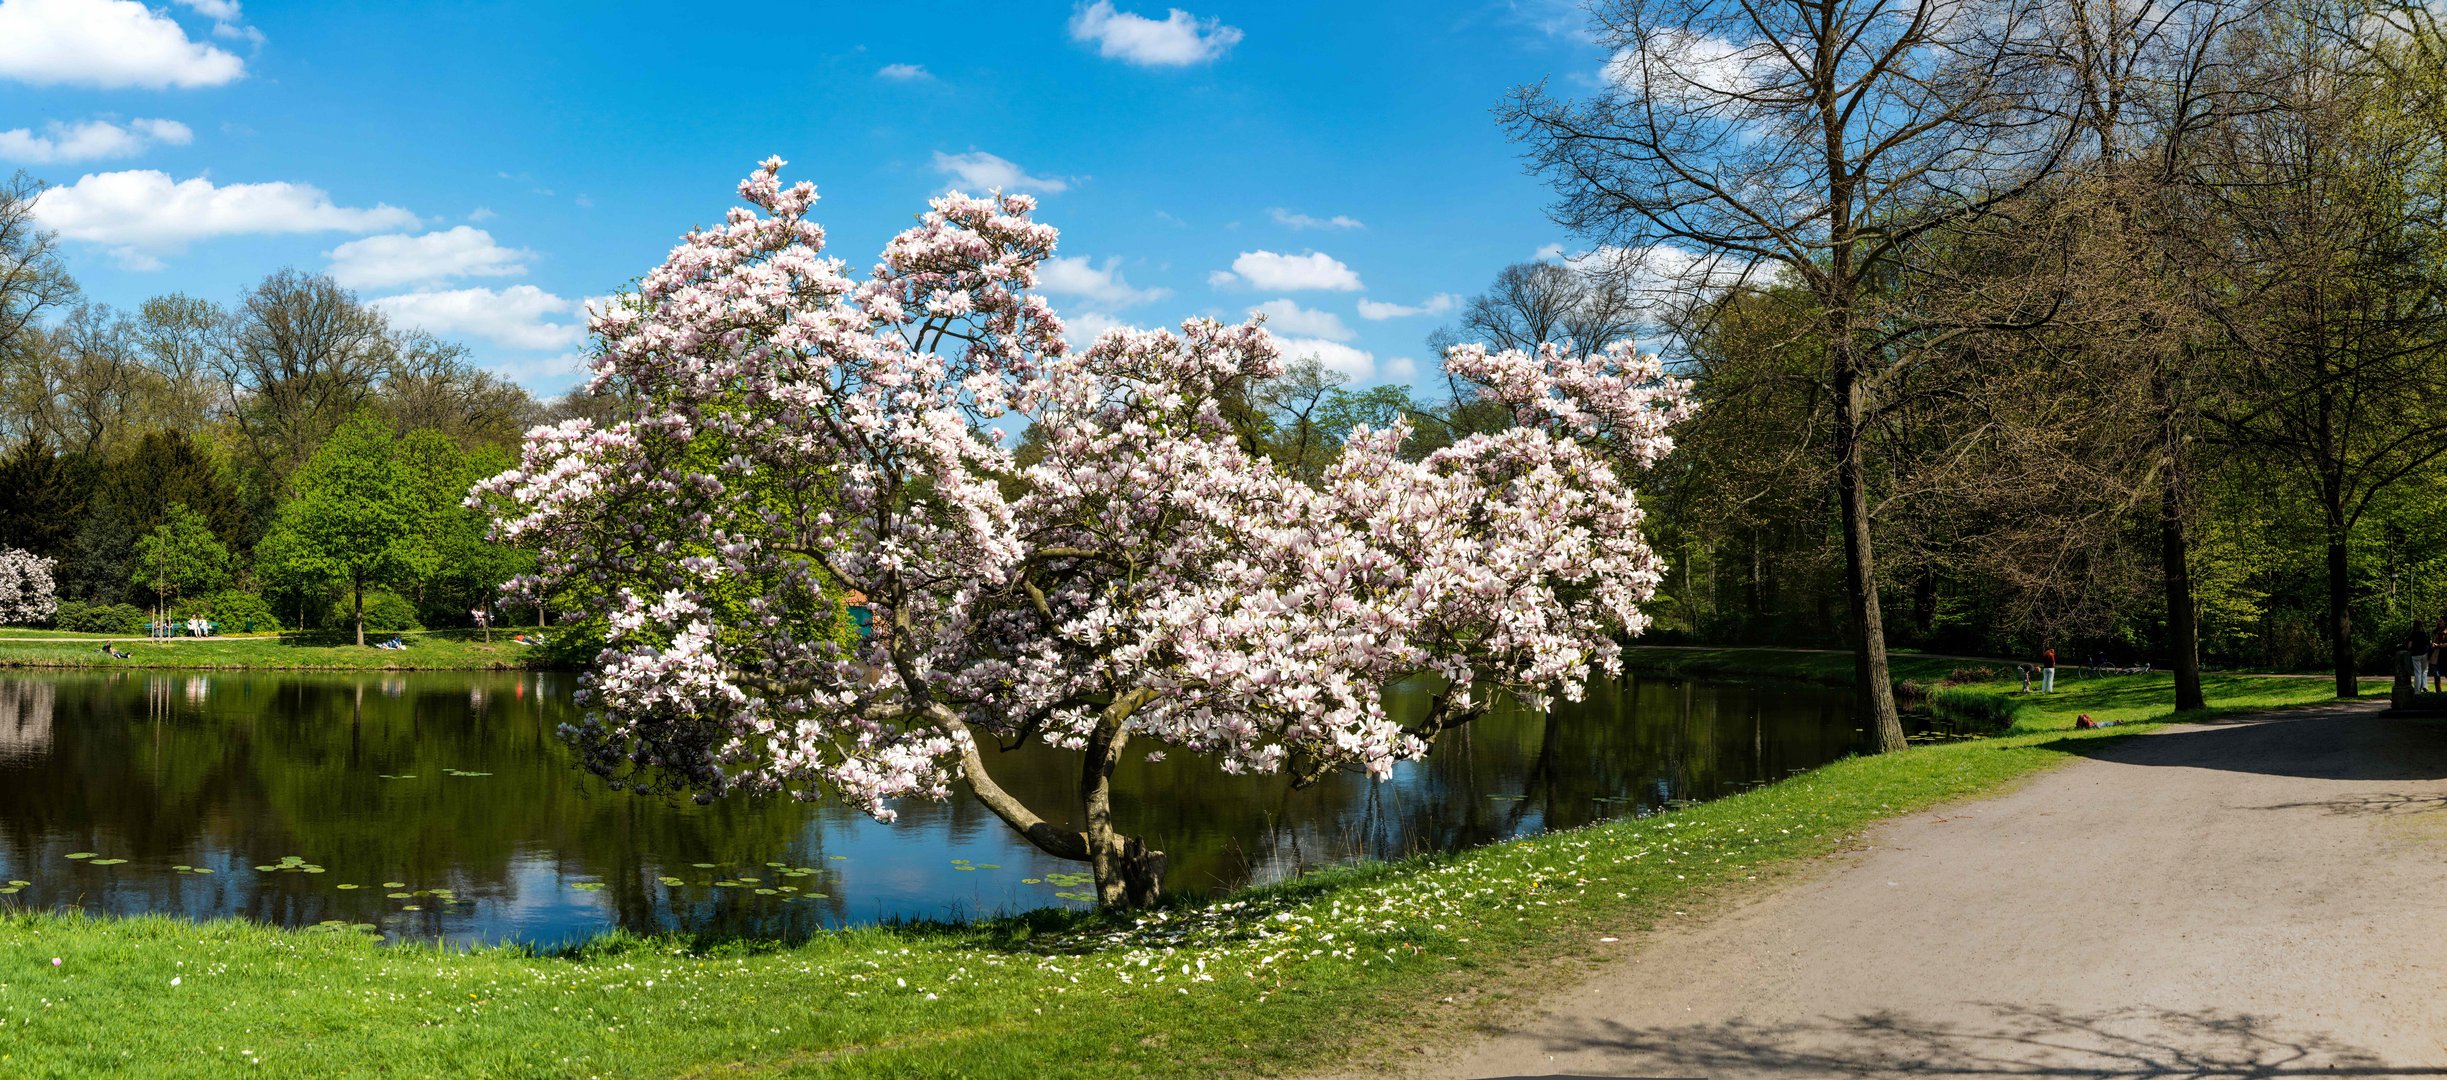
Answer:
xmin=0 ymin=669 xmax=1884 ymax=946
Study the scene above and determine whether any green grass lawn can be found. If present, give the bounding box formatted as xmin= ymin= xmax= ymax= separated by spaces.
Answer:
xmin=0 ymin=629 xmax=544 ymax=671
xmin=0 ymin=661 xmax=2371 ymax=1078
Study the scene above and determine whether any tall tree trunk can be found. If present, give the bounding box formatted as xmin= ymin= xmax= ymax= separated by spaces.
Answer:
xmin=1081 ymin=716 xmax=1164 ymax=907
xmin=1833 ymin=351 xmax=1906 ymax=753
xmin=353 ymin=579 xmax=365 ymax=648
xmin=2329 ymin=529 xmax=2356 ymax=698
xmin=2155 ymin=378 xmax=2204 ymax=711
xmin=2161 ymin=479 xmax=2204 ymax=712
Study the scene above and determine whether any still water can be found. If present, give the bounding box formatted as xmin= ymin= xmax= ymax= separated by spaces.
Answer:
xmin=0 ymin=669 xmax=1897 ymax=947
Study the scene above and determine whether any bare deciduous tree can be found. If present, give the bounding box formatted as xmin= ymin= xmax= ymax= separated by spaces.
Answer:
xmin=1502 ymin=0 xmax=2072 ymax=750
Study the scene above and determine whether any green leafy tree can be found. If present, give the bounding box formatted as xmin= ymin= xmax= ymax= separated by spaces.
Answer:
xmin=258 ymin=411 xmax=424 ymax=645
xmin=129 ymin=502 xmax=230 ymax=622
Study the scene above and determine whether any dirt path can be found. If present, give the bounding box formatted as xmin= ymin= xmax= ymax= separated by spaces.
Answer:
xmin=1382 ymin=703 xmax=2447 ymax=1078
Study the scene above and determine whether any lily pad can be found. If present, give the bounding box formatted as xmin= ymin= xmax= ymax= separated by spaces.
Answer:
xmin=827 ymin=855 xmax=846 ymax=861
xmin=386 ymin=892 xmax=413 ymax=900
xmin=690 ymin=862 xmax=716 ymax=869
xmin=381 ymin=881 xmax=407 ymax=889
xmin=753 ymin=888 xmax=777 ymax=896
xmin=337 ymin=884 xmax=360 ymax=890
xmin=89 ymin=858 xmax=127 ymax=866
xmin=65 ymin=852 xmax=95 ymax=860
xmin=657 ymin=876 xmax=685 ymax=886
xmin=569 ymin=881 xmax=606 ymax=892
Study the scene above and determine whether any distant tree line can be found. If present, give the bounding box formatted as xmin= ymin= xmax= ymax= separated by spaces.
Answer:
xmin=0 ymin=175 xmax=608 ymax=639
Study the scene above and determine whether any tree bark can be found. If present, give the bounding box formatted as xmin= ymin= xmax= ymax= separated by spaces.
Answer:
xmin=2329 ymin=531 xmax=2356 ymax=698
xmin=1081 ymin=714 xmax=1164 ymax=908
xmin=2161 ymin=477 xmax=2205 ymax=712
xmin=1834 ymin=346 xmax=1907 ymax=753
xmin=353 ymin=578 xmax=365 ymax=648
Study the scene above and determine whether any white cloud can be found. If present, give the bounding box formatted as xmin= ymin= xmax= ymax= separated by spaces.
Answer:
xmin=173 ymin=0 xmax=240 ymax=20
xmin=0 ymin=117 xmax=190 ymax=164
xmin=1265 ymin=333 xmax=1375 ymax=381
xmin=1534 ymin=242 xmax=1567 ymax=261
xmin=371 ymin=285 xmax=586 ymax=352
xmin=1209 ymin=250 xmax=1363 ymax=292
xmin=1382 ymin=355 xmax=1418 ymax=382
xmin=1270 ymin=208 xmax=1363 ymax=231
xmin=931 ymin=150 xmax=1069 ymax=194
xmin=1061 ymin=310 xmax=1140 ymax=349
xmin=1068 ymin=1 xmax=1243 ymax=67
xmin=1356 ymin=293 xmax=1459 ymax=320
xmin=876 ymin=63 xmax=931 ymax=80
xmin=467 ymin=207 xmax=496 ymax=222
xmin=1248 ymin=298 xmax=1353 ymax=341
xmin=327 ymin=227 xmax=531 ymax=290
xmin=1603 ymin=29 xmax=1781 ymax=103
xmin=0 ymin=0 xmax=246 ymax=88
xmin=1038 ymin=255 xmax=1167 ymax=308
xmin=33 ymin=170 xmax=417 ymax=264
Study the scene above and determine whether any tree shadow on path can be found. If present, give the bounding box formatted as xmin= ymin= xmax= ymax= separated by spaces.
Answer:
xmin=1517 ymin=1002 xmax=2445 ymax=1078
xmin=2025 ymin=706 xmax=2447 ymax=784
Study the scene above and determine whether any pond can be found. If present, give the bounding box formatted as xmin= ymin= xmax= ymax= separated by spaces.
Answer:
xmin=0 ymin=668 xmax=1927 ymax=947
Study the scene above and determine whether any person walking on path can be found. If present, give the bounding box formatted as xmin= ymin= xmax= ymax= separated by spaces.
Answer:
xmin=2042 ymin=647 xmax=2057 ymax=693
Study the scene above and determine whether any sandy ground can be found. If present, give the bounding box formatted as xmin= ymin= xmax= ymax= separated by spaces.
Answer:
xmin=1369 ymin=703 xmax=2447 ymax=1078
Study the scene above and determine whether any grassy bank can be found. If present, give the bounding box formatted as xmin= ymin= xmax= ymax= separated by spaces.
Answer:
xmin=0 ymin=665 xmax=2368 ymax=1077
xmin=0 ymin=629 xmax=545 ymax=671
xmin=1619 ymin=644 xmax=2379 ymax=733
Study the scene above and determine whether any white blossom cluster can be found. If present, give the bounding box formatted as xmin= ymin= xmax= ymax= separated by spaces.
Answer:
xmin=0 ymin=547 xmax=57 ymax=626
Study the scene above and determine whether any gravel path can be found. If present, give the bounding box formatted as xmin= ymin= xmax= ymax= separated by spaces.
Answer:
xmin=1388 ymin=703 xmax=2447 ymax=1078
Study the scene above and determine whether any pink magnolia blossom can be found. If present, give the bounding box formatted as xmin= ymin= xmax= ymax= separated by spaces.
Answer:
xmin=474 ymin=159 xmax=1689 ymax=904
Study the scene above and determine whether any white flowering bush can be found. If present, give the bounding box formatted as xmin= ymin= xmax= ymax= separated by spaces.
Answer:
xmin=0 ymin=547 xmax=57 ymax=626
xmin=476 ymin=159 xmax=1692 ymax=906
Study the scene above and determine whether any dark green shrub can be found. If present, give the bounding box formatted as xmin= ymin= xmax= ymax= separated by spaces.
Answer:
xmin=328 ymin=588 xmax=423 ymax=634
xmin=54 ymin=600 xmax=147 ymax=634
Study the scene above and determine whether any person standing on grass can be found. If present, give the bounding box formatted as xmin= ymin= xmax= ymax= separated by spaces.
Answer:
xmin=2042 ymin=646 xmax=2057 ymax=693
xmin=2431 ymin=617 xmax=2447 ymax=693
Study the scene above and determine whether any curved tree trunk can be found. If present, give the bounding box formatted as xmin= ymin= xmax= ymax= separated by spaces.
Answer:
xmin=952 ymin=709 xmax=1164 ymax=909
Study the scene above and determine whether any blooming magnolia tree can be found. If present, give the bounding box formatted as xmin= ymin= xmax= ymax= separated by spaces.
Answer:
xmin=0 ymin=547 xmax=56 ymax=626
xmin=477 ymin=160 xmax=1692 ymax=907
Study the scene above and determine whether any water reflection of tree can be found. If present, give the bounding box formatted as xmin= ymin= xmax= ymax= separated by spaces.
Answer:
xmin=0 ymin=671 xmax=850 ymax=939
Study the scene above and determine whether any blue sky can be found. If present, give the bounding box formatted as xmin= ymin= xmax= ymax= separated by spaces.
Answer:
xmin=2 ymin=0 xmax=1612 ymax=395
